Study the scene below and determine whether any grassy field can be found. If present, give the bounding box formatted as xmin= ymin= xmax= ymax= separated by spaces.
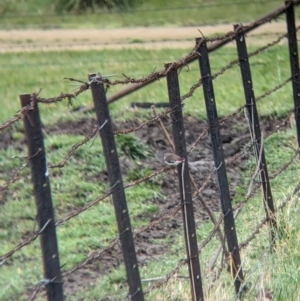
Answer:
xmin=1 ymin=1 xmax=300 ymax=300
xmin=0 ymin=0 xmax=285 ymax=29
xmin=0 ymin=44 xmax=295 ymax=124
xmin=1 ymin=40 xmax=300 ymax=300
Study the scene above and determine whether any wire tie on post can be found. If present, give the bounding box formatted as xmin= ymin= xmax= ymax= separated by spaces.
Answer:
xmin=119 ymin=227 xmax=130 ymax=238
xmin=89 ymin=119 xmax=108 ymax=149
xmin=38 ymin=219 xmax=51 ymax=234
xmin=214 ymin=162 xmax=223 ymax=171
xmin=110 ymin=180 xmax=120 ymax=192
xmin=38 ymin=276 xmax=62 ymax=286
xmin=124 ymin=287 xmax=141 ymax=301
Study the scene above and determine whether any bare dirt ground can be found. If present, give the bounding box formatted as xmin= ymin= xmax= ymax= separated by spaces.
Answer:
xmin=0 ymin=22 xmax=290 ymax=52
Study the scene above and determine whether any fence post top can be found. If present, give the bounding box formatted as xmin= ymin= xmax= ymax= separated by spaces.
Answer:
xmin=88 ymin=73 xmax=97 ymax=79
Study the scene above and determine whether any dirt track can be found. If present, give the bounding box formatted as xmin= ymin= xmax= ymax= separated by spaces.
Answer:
xmin=0 ymin=22 xmax=291 ymax=52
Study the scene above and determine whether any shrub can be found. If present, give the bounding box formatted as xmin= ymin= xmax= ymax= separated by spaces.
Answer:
xmin=55 ymin=0 xmax=139 ymax=13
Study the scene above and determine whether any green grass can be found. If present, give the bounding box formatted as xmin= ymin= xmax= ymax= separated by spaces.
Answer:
xmin=0 ymin=44 xmax=294 ymax=126
xmin=1 ymin=30 xmax=300 ymax=301
xmin=0 ymin=130 xmax=162 ymax=300
xmin=0 ymin=0 xmax=287 ymax=29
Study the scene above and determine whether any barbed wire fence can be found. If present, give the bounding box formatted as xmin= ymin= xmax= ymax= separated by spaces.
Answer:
xmin=1 ymin=1 xmax=300 ymax=300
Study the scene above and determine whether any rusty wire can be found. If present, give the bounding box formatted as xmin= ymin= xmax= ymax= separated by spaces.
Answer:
xmin=94 ymin=6 xmax=295 ymax=88
xmin=181 ymin=28 xmax=294 ymax=102
xmin=239 ymin=180 xmax=300 ymax=251
xmin=239 ymin=217 xmax=268 ymax=251
xmin=208 ymin=178 xmax=300 ymax=292
xmin=144 ymin=214 xmax=224 ymax=295
xmin=30 ymin=17 xmax=297 ymax=109
xmin=1 ymin=175 xmax=181 ymax=265
xmin=0 ymin=105 xmax=32 ymax=131
xmin=27 ymin=285 xmax=42 ymax=301
xmin=48 ymin=113 xmax=174 ymax=170
xmin=11 ymin=122 xmax=298 ymax=300
xmin=58 ymin=120 xmax=295 ymax=279
xmin=26 ymin=202 xmax=184 ymax=300
xmin=61 ymin=237 xmax=119 ymax=278
xmin=55 ymin=191 xmax=113 ymax=226
xmin=62 ymin=203 xmax=183 ymax=278
xmin=202 ymin=4 xmax=293 ymax=44
xmin=186 ymin=75 xmax=294 ymax=155
xmin=37 ymin=82 xmax=89 ymax=106
xmin=36 ymin=72 xmax=293 ymax=184
xmin=35 ymin=35 xmax=287 ymax=119
xmin=278 ymin=180 xmax=300 ymax=211
xmin=22 ymin=169 xmax=225 ymax=297
xmin=0 ymin=94 xmax=293 ymax=264
xmin=191 ymin=109 xmax=295 ymax=202
xmin=0 ymin=162 xmax=28 ymax=192
xmin=269 ymin=148 xmax=300 ymax=180
xmin=0 ymin=188 xmax=113 ymax=262
xmin=3 ymin=6 xmax=300 ymax=299
xmin=0 ymin=230 xmax=41 ymax=262
xmin=114 ymin=107 xmax=173 ymax=135
xmin=0 ymin=149 xmax=42 ymax=192
xmin=124 ymin=166 xmax=170 ymax=188
xmin=39 ymin=129 xmax=253 ymax=250
xmin=1 ymin=102 xmax=293 ymax=265
xmin=231 ymin=121 xmax=298 ymax=216
xmin=0 ymin=219 xmax=51 ymax=263
xmin=48 ymin=127 xmax=98 ymax=168
xmin=56 ymin=166 xmax=173 ymax=226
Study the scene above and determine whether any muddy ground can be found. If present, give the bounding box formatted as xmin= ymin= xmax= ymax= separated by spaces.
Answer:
xmin=0 ymin=110 xmax=289 ymax=299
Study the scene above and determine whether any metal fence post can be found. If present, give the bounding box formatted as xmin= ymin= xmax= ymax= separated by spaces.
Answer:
xmin=89 ymin=74 xmax=144 ymax=301
xmin=285 ymin=1 xmax=300 ymax=147
xmin=20 ymin=94 xmax=64 ymax=301
xmin=166 ymin=64 xmax=204 ymax=301
xmin=196 ymin=39 xmax=244 ymax=294
xmin=234 ymin=24 xmax=277 ymax=244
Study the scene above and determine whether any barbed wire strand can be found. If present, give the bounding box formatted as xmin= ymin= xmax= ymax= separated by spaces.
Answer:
xmin=0 ymin=100 xmax=293 ymax=265
xmin=32 ymin=18 xmax=297 ymax=108
xmin=208 ymin=179 xmax=300 ymax=292
xmin=0 ymin=105 xmax=32 ymax=131
xmin=181 ymin=28 xmax=296 ymax=102
xmin=62 ymin=203 xmax=183 ymax=278
xmin=48 ymin=127 xmax=98 ymax=168
xmin=62 ymin=125 xmax=297 ymax=280
xmin=0 ymin=105 xmax=293 ymax=265
xmin=15 ymin=114 xmax=298 ymax=300
xmin=0 ymin=162 xmax=28 ymax=191
xmin=143 ymin=214 xmax=224 ymax=295
xmin=2 ymin=6 xmax=299 ymax=299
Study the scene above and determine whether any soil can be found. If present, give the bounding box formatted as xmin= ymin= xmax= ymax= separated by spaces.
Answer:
xmin=1 ymin=110 xmax=289 ymax=299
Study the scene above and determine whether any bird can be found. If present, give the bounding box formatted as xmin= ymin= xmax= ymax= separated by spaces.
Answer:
xmin=163 ymin=152 xmax=185 ymax=166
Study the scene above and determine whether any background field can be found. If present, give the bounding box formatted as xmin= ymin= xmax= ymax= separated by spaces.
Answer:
xmin=0 ymin=0 xmax=286 ymax=29
xmin=1 ymin=1 xmax=300 ymax=301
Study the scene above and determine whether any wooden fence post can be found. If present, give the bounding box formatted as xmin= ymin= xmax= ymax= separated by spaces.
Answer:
xmin=234 ymin=25 xmax=277 ymax=245
xmin=89 ymin=74 xmax=144 ymax=301
xmin=166 ymin=64 xmax=204 ymax=301
xmin=20 ymin=94 xmax=64 ymax=301
xmin=196 ymin=39 xmax=244 ymax=294
xmin=285 ymin=1 xmax=300 ymax=147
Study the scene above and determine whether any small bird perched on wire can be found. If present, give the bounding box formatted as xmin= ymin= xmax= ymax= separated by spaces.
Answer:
xmin=163 ymin=152 xmax=185 ymax=166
